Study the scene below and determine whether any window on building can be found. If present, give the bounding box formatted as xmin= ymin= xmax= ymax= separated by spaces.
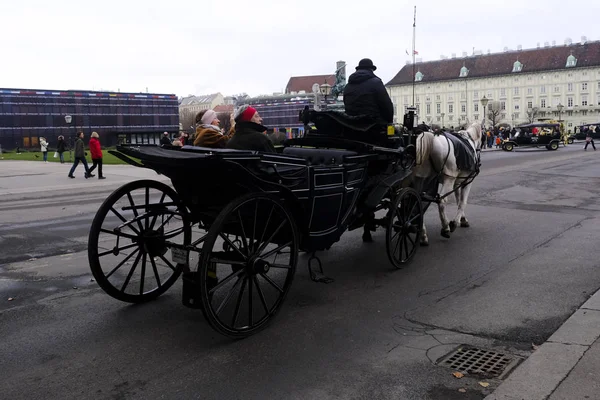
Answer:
xmin=426 ymin=96 xmax=431 ymax=101
xmin=514 ymin=104 xmax=520 ymax=110
xmin=487 ymin=91 xmax=493 ymax=98
xmin=582 ymin=95 xmax=588 ymax=106
xmin=436 ymin=103 xmax=441 ymax=114
xmin=416 ymin=95 xmax=420 ymax=102
xmin=567 ymin=111 xmax=573 ymax=116
xmin=582 ymin=110 xmax=588 ymax=116
xmin=540 ymin=111 xmax=546 ymax=117
xmin=527 ymin=101 xmax=533 ymax=108
xmin=582 ymin=82 xmax=588 ymax=91
xmin=568 ymin=97 xmax=573 ymax=107
xmin=597 ymin=82 xmax=600 ymax=90
xmin=473 ymin=91 xmax=479 ymax=98
xmin=474 ymin=103 xmax=479 ymax=112
xmin=436 ymin=116 xmax=441 ymax=122
xmin=426 ymin=103 xmax=431 ymax=114
xmin=514 ymin=112 xmax=520 ymax=119
xmin=449 ymin=83 xmax=453 ymax=88
xmin=448 ymin=95 xmax=454 ymax=101
xmin=436 ymin=95 xmax=441 ymax=101
xmin=527 ymin=87 xmax=533 ymax=95
xmin=474 ymin=114 xmax=479 ymax=120
xmin=554 ymin=86 xmax=560 ymax=93
xmin=568 ymin=83 xmax=573 ymax=92
xmin=568 ymin=122 xmax=573 ymax=127
xmin=553 ymin=97 xmax=560 ymax=106
xmin=448 ymin=104 xmax=454 ymax=113
xmin=501 ymin=113 xmax=506 ymax=119
xmin=500 ymin=101 xmax=506 ymax=110
xmin=541 ymin=86 xmax=546 ymax=94
xmin=541 ymin=99 xmax=546 ymax=107
xmin=514 ymin=87 xmax=519 ymax=95
xmin=500 ymin=88 xmax=506 ymax=97
xmin=461 ymin=104 xmax=466 ymax=113
xmin=461 ymin=115 xmax=466 ymax=121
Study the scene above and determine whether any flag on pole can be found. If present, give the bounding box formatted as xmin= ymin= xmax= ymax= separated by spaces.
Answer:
xmin=414 ymin=50 xmax=419 ymax=55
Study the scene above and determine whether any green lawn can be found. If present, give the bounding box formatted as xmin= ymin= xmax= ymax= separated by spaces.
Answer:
xmin=0 ymin=149 xmax=128 ymax=165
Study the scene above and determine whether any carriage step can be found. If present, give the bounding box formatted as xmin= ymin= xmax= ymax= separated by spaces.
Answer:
xmin=308 ymin=254 xmax=334 ymax=284
xmin=181 ymin=272 xmax=206 ymax=309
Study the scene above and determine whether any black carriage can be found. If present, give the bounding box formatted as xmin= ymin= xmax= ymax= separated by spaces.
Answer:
xmin=574 ymin=123 xmax=600 ymax=141
xmin=502 ymin=122 xmax=562 ymax=151
xmin=87 ymin=113 xmax=423 ymax=338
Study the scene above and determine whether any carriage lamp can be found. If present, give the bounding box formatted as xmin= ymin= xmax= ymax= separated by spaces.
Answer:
xmin=320 ymin=83 xmax=332 ymax=110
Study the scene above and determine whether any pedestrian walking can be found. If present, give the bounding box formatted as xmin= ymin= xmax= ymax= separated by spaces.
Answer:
xmin=68 ymin=132 xmax=92 ymax=179
xmin=56 ymin=135 xmax=66 ymax=163
xmin=40 ymin=137 xmax=49 ymax=162
xmin=160 ymin=132 xmax=171 ymax=145
xmin=87 ymin=132 xmax=106 ymax=179
xmin=584 ymin=132 xmax=596 ymax=151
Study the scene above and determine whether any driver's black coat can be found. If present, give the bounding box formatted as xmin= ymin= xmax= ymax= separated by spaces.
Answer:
xmin=343 ymin=69 xmax=394 ymax=124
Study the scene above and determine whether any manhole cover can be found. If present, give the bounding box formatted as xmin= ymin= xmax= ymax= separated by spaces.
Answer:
xmin=437 ymin=346 xmax=521 ymax=379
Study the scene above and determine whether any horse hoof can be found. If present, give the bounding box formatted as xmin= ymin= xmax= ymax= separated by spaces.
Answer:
xmin=460 ymin=220 xmax=470 ymax=228
xmin=449 ymin=221 xmax=457 ymax=232
xmin=441 ymin=229 xmax=451 ymax=238
xmin=362 ymin=232 xmax=373 ymax=243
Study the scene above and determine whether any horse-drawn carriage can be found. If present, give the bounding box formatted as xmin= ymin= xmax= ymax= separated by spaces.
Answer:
xmin=87 ymin=111 xmax=481 ymax=338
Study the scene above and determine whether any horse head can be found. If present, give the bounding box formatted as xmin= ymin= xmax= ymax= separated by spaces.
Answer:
xmin=462 ymin=122 xmax=482 ymax=148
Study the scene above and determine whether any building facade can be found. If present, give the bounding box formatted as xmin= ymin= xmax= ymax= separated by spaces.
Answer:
xmin=178 ymin=93 xmax=224 ymax=131
xmin=386 ymin=40 xmax=600 ymax=132
xmin=0 ymin=88 xmax=179 ymax=150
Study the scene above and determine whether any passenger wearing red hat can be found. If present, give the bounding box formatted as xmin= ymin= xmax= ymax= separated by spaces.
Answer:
xmin=226 ymin=105 xmax=276 ymax=152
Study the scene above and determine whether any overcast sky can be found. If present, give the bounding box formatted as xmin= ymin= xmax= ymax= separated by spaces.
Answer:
xmin=1 ymin=0 xmax=598 ymax=98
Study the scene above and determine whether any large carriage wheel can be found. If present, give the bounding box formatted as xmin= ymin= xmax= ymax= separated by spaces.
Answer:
xmin=88 ymin=180 xmax=190 ymax=303
xmin=386 ymin=188 xmax=423 ymax=269
xmin=198 ymin=193 xmax=298 ymax=338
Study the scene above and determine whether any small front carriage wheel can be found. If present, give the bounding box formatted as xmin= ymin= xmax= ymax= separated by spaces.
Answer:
xmin=198 ymin=193 xmax=298 ymax=338
xmin=88 ymin=180 xmax=190 ymax=303
xmin=386 ymin=188 xmax=423 ymax=269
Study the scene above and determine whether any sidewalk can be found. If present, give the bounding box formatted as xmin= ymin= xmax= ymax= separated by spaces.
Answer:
xmin=485 ymin=290 xmax=600 ymax=399
xmin=0 ymin=160 xmax=169 ymax=200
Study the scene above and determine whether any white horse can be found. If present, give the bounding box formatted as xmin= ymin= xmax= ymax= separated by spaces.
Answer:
xmin=412 ymin=122 xmax=482 ymax=245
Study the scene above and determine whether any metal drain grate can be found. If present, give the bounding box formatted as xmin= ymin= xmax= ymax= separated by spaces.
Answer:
xmin=437 ymin=346 xmax=521 ymax=379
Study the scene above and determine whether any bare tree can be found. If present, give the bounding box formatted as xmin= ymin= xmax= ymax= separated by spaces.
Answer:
xmin=525 ymin=107 xmax=540 ymax=123
xmin=217 ymin=112 xmax=233 ymax=134
xmin=179 ymin=109 xmax=197 ymax=133
xmin=486 ymin=101 xmax=502 ymax=129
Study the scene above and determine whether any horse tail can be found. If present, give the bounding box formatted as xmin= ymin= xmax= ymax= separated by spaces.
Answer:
xmin=416 ymin=131 xmax=435 ymax=166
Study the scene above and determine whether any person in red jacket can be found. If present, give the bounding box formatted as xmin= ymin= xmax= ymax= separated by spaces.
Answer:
xmin=88 ymin=132 xmax=106 ymax=180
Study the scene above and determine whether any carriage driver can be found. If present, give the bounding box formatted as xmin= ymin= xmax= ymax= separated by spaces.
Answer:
xmin=343 ymin=58 xmax=394 ymax=126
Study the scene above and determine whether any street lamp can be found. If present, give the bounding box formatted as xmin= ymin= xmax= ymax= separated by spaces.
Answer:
xmin=480 ymin=96 xmax=489 ymax=130
xmin=320 ymin=83 xmax=332 ymax=110
xmin=441 ymin=112 xmax=445 ymax=128
xmin=64 ymin=115 xmax=75 ymax=162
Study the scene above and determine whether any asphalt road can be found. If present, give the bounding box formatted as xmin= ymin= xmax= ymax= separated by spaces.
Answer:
xmin=1 ymin=144 xmax=600 ymax=400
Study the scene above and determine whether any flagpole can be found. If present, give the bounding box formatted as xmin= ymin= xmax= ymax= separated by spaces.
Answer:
xmin=412 ymin=5 xmax=416 ymax=108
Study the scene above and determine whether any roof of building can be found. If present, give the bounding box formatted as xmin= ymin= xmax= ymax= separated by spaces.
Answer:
xmin=213 ymin=104 xmax=234 ymax=113
xmin=0 ymin=88 xmax=177 ymax=98
xmin=285 ymin=75 xmax=336 ymax=94
xmin=386 ymin=41 xmax=600 ymax=86
xmin=179 ymin=93 xmax=221 ymax=106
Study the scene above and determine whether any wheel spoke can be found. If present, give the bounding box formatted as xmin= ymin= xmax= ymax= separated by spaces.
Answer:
xmin=144 ymin=187 xmax=150 ymax=230
xmin=215 ymin=276 xmax=244 ymax=315
xmin=156 ymin=213 xmax=176 ymax=232
xmin=209 ymin=257 xmax=245 ymax=266
xmin=209 ymin=268 xmax=245 ymax=295
xmin=237 ymin=210 xmax=250 ymax=256
xmin=257 ymin=205 xmax=275 ymax=253
xmin=126 ymin=192 xmax=144 ymax=233
xmin=106 ymin=248 xmax=140 ymax=279
xmin=255 ymin=219 xmax=287 ymax=256
xmin=110 ymin=207 xmax=140 ymax=235
xmin=139 ymin=252 xmax=147 ymax=295
xmin=219 ymin=233 xmax=247 ymax=261
xmin=402 ymin=234 xmax=409 ymax=261
xmin=98 ymin=242 xmax=138 ymax=257
xmin=99 ymin=228 xmax=138 ymax=241
xmin=270 ymin=263 xmax=292 ymax=270
xmin=253 ymin=275 xmax=270 ymax=314
xmin=251 ymin=200 xmax=259 ymax=253
xmin=149 ymin=254 xmax=162 ymax=287
xmin=231 ymin=276 xmax=248 ymax=327
xmin=260 ymin=241 xmax=292 ymax=259
xmin=121 ymin=250 xmax=143 ymax=292
xmin=259 ymin=272 xmax=283 ymax=293
xmin=248 ymin=274 xmax=253 ymax=327
xmin=190 ymin=233 xmax=208 ymax=248
xmin=157 ymin=254 xmax=177 ymax=271
xmin=149 ymin=192 xmax=167 ymax=229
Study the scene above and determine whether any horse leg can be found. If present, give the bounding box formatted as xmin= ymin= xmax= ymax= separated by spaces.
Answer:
xmin=437 ymin=178 xmax=455 ymax=238
xmin=449 ymin=184 xmax=462 ymax=232
xmin=458 ymin=182 xmax=473 ymax=228
xmin=420 ymin=221 xmax=429 ymax=246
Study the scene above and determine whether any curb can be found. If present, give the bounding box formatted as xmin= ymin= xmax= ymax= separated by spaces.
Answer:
xmin=485 ymin=290 xmax=600 ymax=400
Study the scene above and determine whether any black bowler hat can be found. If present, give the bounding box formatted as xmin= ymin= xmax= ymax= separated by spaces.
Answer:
xmin=356 ymin=58 xmax=377 ymax=71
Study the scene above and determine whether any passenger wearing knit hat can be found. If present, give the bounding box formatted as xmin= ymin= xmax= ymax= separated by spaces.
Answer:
xmin=227 ymin=105 xmax=275 ymax=153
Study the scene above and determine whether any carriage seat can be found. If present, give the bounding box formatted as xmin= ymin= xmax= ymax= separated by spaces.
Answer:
xmin=282 ymin=147 xmax=357 ymax=166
